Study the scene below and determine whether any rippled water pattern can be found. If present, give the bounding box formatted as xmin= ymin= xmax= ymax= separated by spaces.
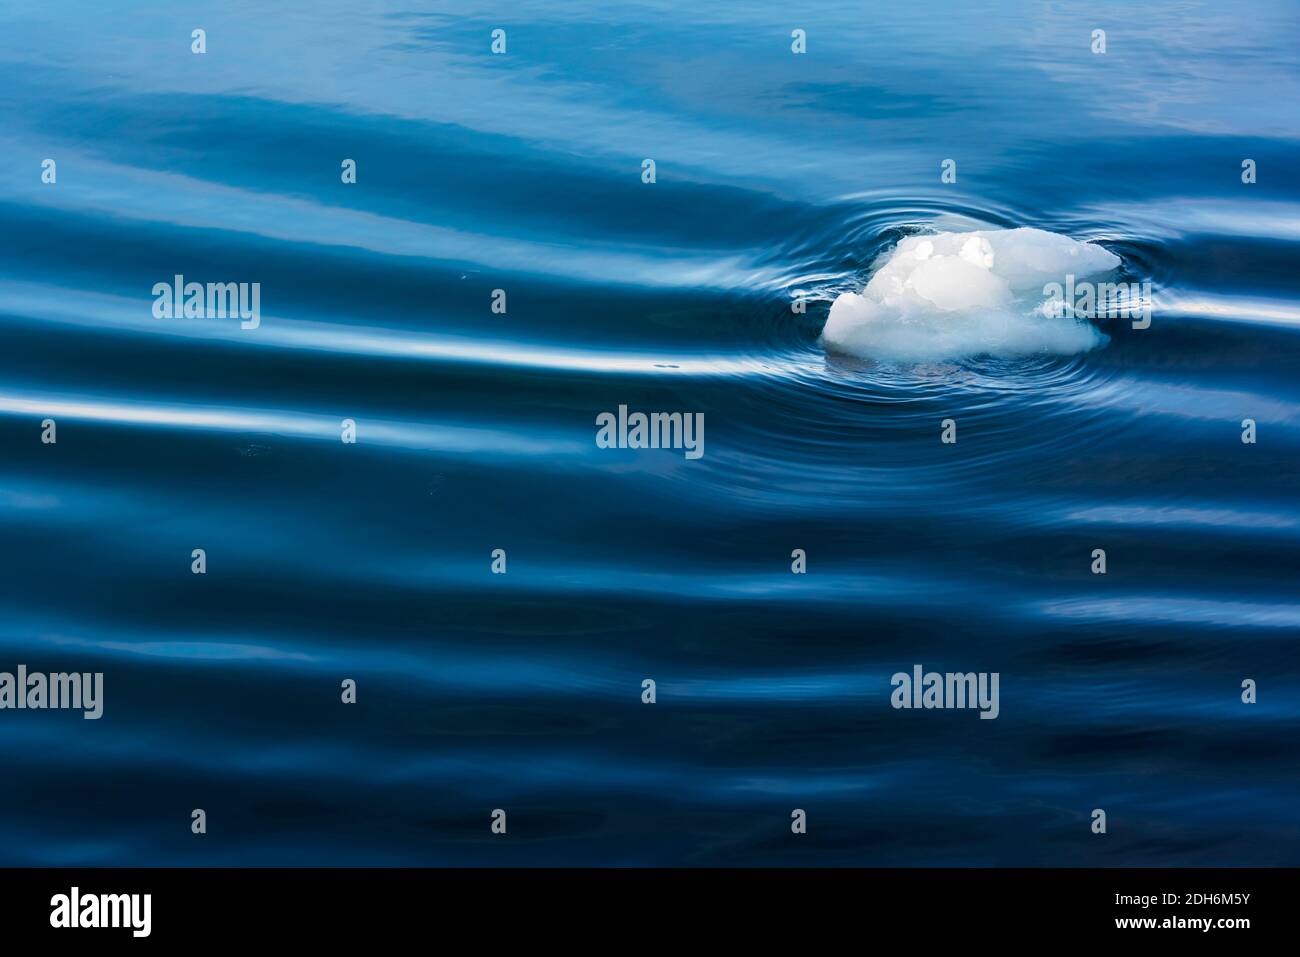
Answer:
xmin=1 ymin=1 xmax=1298 ymax=864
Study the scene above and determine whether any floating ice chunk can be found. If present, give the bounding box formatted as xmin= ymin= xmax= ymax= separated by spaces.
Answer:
xmin=822 ymin=227 xmax=1121 ymax=361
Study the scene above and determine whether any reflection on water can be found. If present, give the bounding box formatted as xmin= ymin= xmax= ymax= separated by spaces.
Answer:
xmin=0 ymin=0 xmax=1298 ymax=864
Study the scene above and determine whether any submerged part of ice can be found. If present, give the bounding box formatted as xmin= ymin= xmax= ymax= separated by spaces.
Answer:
xmin=822 ymin=227 xmax=1121 ymax=361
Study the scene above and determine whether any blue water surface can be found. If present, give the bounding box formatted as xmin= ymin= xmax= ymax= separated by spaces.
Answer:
xmin=1 ymin=1 xmax=1298 ymax=865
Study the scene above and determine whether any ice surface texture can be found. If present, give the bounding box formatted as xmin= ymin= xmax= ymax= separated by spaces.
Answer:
xmin=822 ymin=228 xmax=1121 ymax=361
